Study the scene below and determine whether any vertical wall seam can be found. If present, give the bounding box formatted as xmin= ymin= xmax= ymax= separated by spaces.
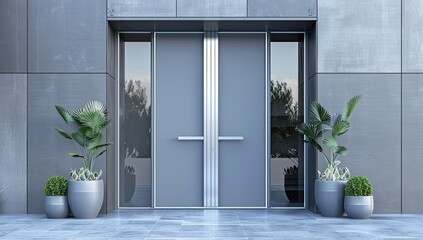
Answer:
xmin=26 ymin=0 xmax=29 ymax=214
xmin=400 ymin=0 xmax=403 ymax=214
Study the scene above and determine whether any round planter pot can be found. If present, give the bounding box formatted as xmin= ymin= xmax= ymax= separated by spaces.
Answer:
xmin=68 ymin=180 xmax=103 ymax=219
xmin=315 ymin=180 xmax=346 ymax=217
xmin=344 ymin=195 xmax=374 ymax=219
xmin=45 ymin=196 xmax=69 ymax=219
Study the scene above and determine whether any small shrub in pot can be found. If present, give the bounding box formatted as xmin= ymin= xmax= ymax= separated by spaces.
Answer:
xmin=44 ymin=176 xmax=69 ymax=219
xmin=344 ymin=176 xmax=374 ymax=219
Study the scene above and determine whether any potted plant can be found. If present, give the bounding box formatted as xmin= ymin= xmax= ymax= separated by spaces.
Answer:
xmin=55 ymin=101 xmax=112 ymax=219
xmin=296 ymin=95 xmax=361 ymax=217
xmin=44 ymin=175 xmax=69 ymax=219
xmin=344 ymin=176 xmax=374 ymax=219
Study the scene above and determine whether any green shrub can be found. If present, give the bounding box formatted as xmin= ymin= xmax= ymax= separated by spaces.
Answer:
xmin=344 ymin=176 xmax=372 ymax=196
xmin=44 ymin=176 xmax=68 ymax=196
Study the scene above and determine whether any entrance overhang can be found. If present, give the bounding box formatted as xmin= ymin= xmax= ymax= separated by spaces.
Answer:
xmin=108 ymin=19 xmax=316 ymax=32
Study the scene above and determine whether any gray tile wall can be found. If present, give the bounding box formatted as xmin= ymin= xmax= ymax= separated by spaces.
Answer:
xmin=28 ymin=74 xmax=108 ymax=214
xmin=402 ymin=74 xmax=423 ymax=213
xmin=0 ymin=0 xmax=27 ymax=73
xmin=317 ymin=74 xmax=402 ymax=214
xmin=317 ymin=0 xmax=401 ymax=73
xmin=402 ymin=0 xmax=423 ymax=73
xmin=107 ymin=0 xmax=176 ymax=18
xmin=107 ymin=0 xmax=318 ymax=19
xmin=314 ymin=0 xmax=423 ymax=214
xmin=0 ymin=74 xmax=27 ymax=214
xmin=28 ymin=0 xmax=107 ymax=73
xmin=25 ymin=0 xmax=117 ymax=214
xmin=177 ymin=0 xmax=246 ymax=17
xmin=248 ymin=0 xmax=316 ymax=18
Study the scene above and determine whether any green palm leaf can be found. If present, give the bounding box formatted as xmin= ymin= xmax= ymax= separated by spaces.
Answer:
xmin=68 ymin=153 xmax=84 ymax=158
xmin=55 ymin=105 xmax=74 ymax=123
xmin=335 ymin=146 xmax=348 ymax=156
xmin=332 ymin=120 xmax=350 ymax=137
xmin=309 ymin=101 xmax=331 ymax=126
xmin=342 ymin=95 xmax=362 ymax=121
xmin=323 ymin=136 xmax=338 ymax=148
xmin=54 ymin=127 xmax=72 ymax=139
xmin=72 ymin=101 xmax=109 ymax=133
xmin=296 ymin=124 xmax=323 ymax=152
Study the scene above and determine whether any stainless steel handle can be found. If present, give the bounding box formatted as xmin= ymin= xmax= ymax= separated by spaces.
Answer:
xmin=178 ymin=136 xmax=204 ymax=141
xmin=218 ymin=136 xmax=244 ymax=141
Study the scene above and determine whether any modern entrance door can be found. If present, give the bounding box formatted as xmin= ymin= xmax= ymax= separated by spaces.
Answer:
xmin=155 ymin=32 xmax=266 ymax=208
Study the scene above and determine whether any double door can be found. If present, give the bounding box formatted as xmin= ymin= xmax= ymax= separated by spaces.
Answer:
xmin=155 ymin=33 xmax=266 ymax=207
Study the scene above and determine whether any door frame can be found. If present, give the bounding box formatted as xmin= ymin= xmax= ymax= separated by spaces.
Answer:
xmin=116 ymin=31 xmax=308 ymax=209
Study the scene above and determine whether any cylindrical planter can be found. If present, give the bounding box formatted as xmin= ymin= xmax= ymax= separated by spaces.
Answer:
xmin=344 ymin=196 xmax=374 ymax=219
xmin=45 ymin=196 xmax=69 ymax=219
xmin=315 ymin=180 xmax=346 ymax=217
xmin=68 ymin=180 xmax=103 ymax=219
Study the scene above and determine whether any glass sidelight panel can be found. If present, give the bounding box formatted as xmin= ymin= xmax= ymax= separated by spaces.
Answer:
xmin=270 ymin=36 xmax=305 ymax=207
xmin=119 ymin=35 xmax=152 ymax=207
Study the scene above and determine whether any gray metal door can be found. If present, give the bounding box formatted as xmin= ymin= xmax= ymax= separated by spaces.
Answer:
xmin=218 ymin=33 xmax=266 ymax=207
xmin=155 ymin=33 xmax=204 ymax=207
xmin=155 ymin=32 xmax=266 ymax=208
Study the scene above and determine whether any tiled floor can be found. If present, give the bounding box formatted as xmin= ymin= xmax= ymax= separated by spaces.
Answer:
xmin=0 ymin=210 xmax=422 ymax=239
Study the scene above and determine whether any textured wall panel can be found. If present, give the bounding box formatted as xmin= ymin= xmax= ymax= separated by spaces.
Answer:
xmin=402 ymin=74 xmax=423 ymax=213
xmin=402 ymin=0 xmax=423 ymax=72
xmin=28 ymin=0 xmax=106 ymax=73
xmin=248 ymin=0 xmax=316 ymax=18
xmin=318 ymin=0 xmax=401 ymax=73
xmin=317 ymin=74 xmax=401 ymax=213
xmin=0 ymin=74 xmax=27 ymax=213
xmin=107 ymin=0 xmax=176 ymax=17
xmin=28 ymin=74 xmax=107 ymax=214
xmin=177 ymin=0 xmax=246 ymax=17
xmin=0 ymin=0 xmax=27 ymax=73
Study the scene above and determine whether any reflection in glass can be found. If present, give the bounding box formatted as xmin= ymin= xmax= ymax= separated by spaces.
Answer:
xmin=120 ymin=41 xmax=151 ymax=207
xmin=270 ymin=42 xmax=304 ymax=207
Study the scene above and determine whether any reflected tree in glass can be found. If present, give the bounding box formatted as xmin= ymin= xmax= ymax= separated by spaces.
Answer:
xmin=124 ymin=79 xmax=151 ymax=159
xmin=123 ymin=79 xmax=151 ymax=206
xmin=271 ymin=80 xmax=303 ymax=204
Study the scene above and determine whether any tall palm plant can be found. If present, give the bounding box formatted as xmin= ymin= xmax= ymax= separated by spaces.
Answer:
xmin=55 ymin=101 xmax=112 ymax=179
xmin=296 ymin=96 xmax=361 ymax=181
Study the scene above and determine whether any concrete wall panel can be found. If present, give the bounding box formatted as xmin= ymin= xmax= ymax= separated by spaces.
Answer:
xmin=177 ymin=0 xmax=246 ymax=17
xmin=317 ymin=74 xmax=401 ymax=213
xmin=317 ymin=0 xmax=401 ymax=73
xmin=0 ymin=0 xmax=27 ymax=73
xmin=28 ymin=74 xmax=107 ymax=214
xmin=28 ymin=0 xmax=106 ymax=73
xmin=402 ymin=0 xmax=423 ymax=72
xmin=107 ymin=0 xmax=176 ymax=18
xmin=0 ymin=74 xmax=27 ymax=213
xmin=402 ymin=74 xmax=423 ymax=213
xmin=248 ymin=0 xmax=316 ymax=18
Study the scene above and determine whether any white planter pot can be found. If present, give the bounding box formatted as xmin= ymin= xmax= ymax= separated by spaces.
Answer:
xmin=315 ymin=180 xmax=346 ymax=217
xmin=344 ymin=195 xmax=374 ymax=219
xmin=68 ymin=180 xmax=103 ymax=219
xmin=45 ymin=196 xmax=69 ymax=219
